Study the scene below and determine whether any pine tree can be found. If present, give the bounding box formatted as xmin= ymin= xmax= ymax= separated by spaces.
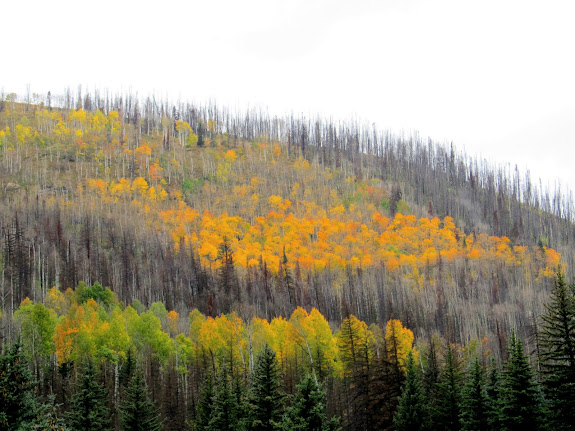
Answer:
xmin=421 ymin=336 xmax=441 ymax=425
xmin=539 ymin=268 xmax=575 ymax=430
xmin=247 ymin=344 xmax=284 ymax=431
xmin=485 ymin=359 xmax=502 ymax=431
xmin=431 ymin=344 xmax=463 ymax=431
xmin=119 ymin=368 xmax=162 ymax=431
xmin=393 ymin=351 xmax=427 ymax=431
xmin=66 ymin=360 xmax=113 ymax=431
xmin=195 ymin=372 xmax=215 ymax=431
xmin=0 ymin=340 xmax=38 ymax=430
xmin=119 ymin=348 xmax=136 ymax=387
xmin=29 ymin=395 xmax=69 ymax=431
xmin=459 ymin=357 xmax=489 ymax=431
xmin=282 ymin=373 xmax=339 ymax=431
xmin=499 ymin=333 xmax=546 ymax=431
xmin=209 ymin=365 xmax=246 ymax=431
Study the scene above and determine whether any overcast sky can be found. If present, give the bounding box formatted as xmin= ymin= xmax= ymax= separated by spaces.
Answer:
xmin=3 ymin=0 xmax=575 ymax=192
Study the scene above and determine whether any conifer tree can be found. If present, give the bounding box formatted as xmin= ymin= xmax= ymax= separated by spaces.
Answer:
xmin=539 ymin=268 xmax=575 ymax=430
xmin=485 ymin=359 xmax=502 ymax=431
xmin=282 ymin=373 xmax=339 ymax=431
xmin=209 ymin=365 xmax=246 ymax=431
xmin=499 ymin=333 xmax=546 ymax=431
xmin=431 ymin=344 xmax=463 ymax=431
xmin=247 ymin=344 xmax=284 ymax=431
xmin=195 ymin=372 xmax=215 ymax=431
xmin=66 ymin=360 xmax=113 ymax=431
xmin=421 ymin=335 xmax=441 ymax=426
xmin=30 ymin=395 xmax=69 ymax=431
xmin=0 ymin=340 xmax=38 ymax=430
xmin=459 ymin=357 xmax=489 ymax=431
xmin=119 ymin=348 xmax=136 ymax=387
xmin=393 ymin=351 xmax=427 ymax=431
xmin=119 ymin=368 xmax=162 ymax=431
xmin=422 ymin=336 xmax=441 ymax=399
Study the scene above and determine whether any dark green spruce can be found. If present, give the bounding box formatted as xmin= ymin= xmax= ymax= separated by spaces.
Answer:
xmin=0 ymin=340 xmax=38 ymax=430
xmin=459 ymin=357 xmax=489 ymax=431
xmin=539 ymin=268 xmax=575 ymax=430
xmin=194 ymin=371 xmax=215 ymax=431
xmin=282 ymin=373 xmax=339 ymax=431
xmin=485 ymin=359 xmax=502 ymax=431
xmin=393 ymin=351 xmax=427 ymax=431
xmin=431 ymin=344 xmax=463 ymax=431
xmin=66 ymin=360 xmax=113 ymax=431
xmin=499 ymin=332 xmax=546 ymax=431
xmin=209 ymin=364 xmax=246 ymax=431
xmin=247 ymin=344 xmax=284 ymax=431
xmin=119 ymin=368 xmax=162 ymax=431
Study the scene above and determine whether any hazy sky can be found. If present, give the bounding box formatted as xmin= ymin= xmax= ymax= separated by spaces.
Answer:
xmin=3 ymin=0 xmax=575 ymax=192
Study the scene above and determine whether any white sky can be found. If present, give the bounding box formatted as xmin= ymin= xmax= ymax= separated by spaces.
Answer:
xmin=3 ymin=0 xmax=575 ymax=192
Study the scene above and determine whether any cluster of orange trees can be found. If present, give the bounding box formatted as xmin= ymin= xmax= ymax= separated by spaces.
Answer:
xmin=83 ymin=174 xmax=561 ymax=285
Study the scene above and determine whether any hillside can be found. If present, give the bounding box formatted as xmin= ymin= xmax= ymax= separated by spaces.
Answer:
xmin=0 ymin=93 xmax=569 ymax=343
xmin=1 ymin=91 xmax=574 ymax=430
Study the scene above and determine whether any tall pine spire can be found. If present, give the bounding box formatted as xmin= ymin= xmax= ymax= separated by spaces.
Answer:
xmin=539 ymin=268 xmax=575 ymax=430
xmin=247 ymin=344 xmax=283 ymax=431
xmin=499 ymin=332 xmax=546 ymax=431
xmin=393 ymin=351 xmax=427 ymax=431
xmin=66 ymin=360 xmax=113 ymax=431
xmin=120 ymin=368 xmax=162 ymax=431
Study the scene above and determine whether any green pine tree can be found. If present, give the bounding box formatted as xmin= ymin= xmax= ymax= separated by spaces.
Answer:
xmin=119 ymin=348 xmax=137 ymax=388
xmin=247 ymin=344 xmax=284 ymax=431
xmin=459 ymin=357 xmax=489 ymax=431
xmin=485 ymin=359 xmax=502 ymax=431
xmin=119 ymin=368 xmax=162 ymax=431
xmin=0 ymin=340 xmax=39 ymax=430
xmin=393 ymin=351 xmax=427 ymax=431
xmin=539 ymin=268 xmax=575 ymax=430
xmin=500 ymin=332 xmax=546 ymax=431
xmin=195 ymin=372 xmax=215 ymax=431
xmin=282 ymin=373 xmax=339 ymax=431
xmin=29 ymin=395 xmax=69 ymax=431
xmin=431 ymin=344 xmax=463 ymax=431
xmin=209 ymin=365 xmax=246 ymax=431
xmin=66 ymin=360 xmax=113 ymax=431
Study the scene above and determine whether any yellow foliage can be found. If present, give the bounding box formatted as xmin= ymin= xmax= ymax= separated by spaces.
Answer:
xmin=385 ymin=319 xmax=416 ymax=370
xmin=224 ymin=149 xmax=237 ymax=163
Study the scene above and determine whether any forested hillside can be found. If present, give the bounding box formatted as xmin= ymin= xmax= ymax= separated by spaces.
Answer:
xmin=1 ymin=89 xmax=574 ymax=430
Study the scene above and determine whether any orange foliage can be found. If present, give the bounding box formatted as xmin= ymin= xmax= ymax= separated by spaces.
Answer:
xmin=81 ymin=174 xmax=561 ymax=280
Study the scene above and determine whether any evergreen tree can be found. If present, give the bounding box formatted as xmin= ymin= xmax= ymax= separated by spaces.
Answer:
xmin=0 ymin=340 xmax=38 ymax=430
xmin=119 ymin=348 xmax=137 ymax=387
xmin=422 ymin=336 xmax=441 ymax=400
xmin=539 ymin=268 xmax=575 ymax=430
xmin=66 ymin=360 xmax=113 ymax=431
xmin=247 ymin=344 xmax=284 ymax=431
xmin=282 ymin=373 xmax=339 ymax=431
xmin=209 ymin=365 xmax=246 ymax=431
xmin=393 ymin=351 xmax=427 ymax=431
xmin=29 ymin=395 xmax=69 ymax=431
xmin=195 ymin=372 xmax=215 ymax=431
xmin=459 ymin=357 xmax=489 ymax=431
xmin=499 ymin=333 xmax=546 ymax=431
xmin=119 ymin=368 xmax=162 ymax=431
xmin=431 ymin=344 xmax=463 ymax=431
xmin=485 ymin=359 xmax=502 ymax=431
